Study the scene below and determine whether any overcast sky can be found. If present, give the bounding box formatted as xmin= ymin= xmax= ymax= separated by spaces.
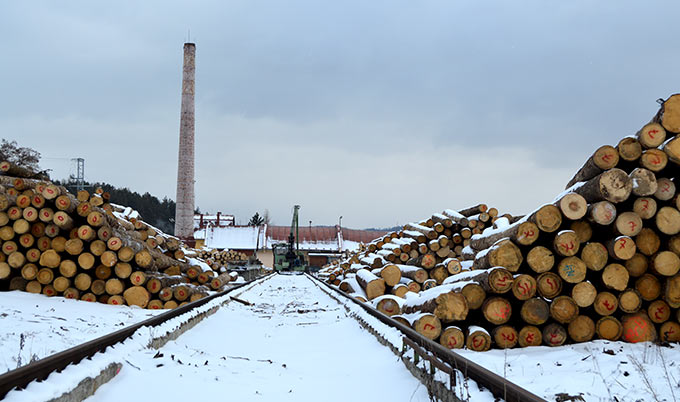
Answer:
xmin=2 ymin=1 xmax=680 ymax=229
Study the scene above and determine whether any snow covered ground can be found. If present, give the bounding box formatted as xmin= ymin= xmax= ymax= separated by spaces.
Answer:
xmin=0 ymin=291 xmax=163 ymax=374
xmin=84 ymin=274 xmax=431 ymax=401
xmin=2 ymin=276 xmax=680 ymax=401
xmin=456 ymin=340 xmax=680 ymax=401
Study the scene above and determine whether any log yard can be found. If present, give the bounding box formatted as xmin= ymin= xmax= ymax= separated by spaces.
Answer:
xmin=2 ymin=2 xmax=680 ymax=401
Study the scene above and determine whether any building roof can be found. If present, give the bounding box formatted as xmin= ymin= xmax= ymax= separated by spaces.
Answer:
xmin=196 ymin=225 xmax=386 ymax=252
xmin=200 ymin=225 xmax=265 ymax=250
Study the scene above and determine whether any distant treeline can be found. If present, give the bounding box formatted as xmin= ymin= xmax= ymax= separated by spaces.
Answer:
xmin=57 ymin=181 xmax=176 ymax=235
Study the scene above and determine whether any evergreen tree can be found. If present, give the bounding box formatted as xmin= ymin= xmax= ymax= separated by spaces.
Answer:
xmin=248 ymin=212 xmax=264 ymax=226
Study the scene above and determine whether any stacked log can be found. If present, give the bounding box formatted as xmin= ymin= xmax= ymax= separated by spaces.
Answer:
xmin=190 ymin=248 xmax=249 ymax=270
xmin=319 ymin=93 xmax=680 ymax=350
xmin=0 ymin=179 xmax=228 ymax=309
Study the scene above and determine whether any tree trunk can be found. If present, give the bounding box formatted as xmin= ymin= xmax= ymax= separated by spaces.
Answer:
xmin=526 ymin=246 xmax=555 ymax=273
xmin=542 ymin=323 xmax=568 ymax=346
xmin=572 ymin=281 xmax=597 ymax=308
xmin=472 ymin=239 xmax=523 ymax=272
xmin=466 ymin=326 xmax=491 ymax=351
xmin=635 ymin=273 xmax=661 ymax=301
xmin=602 ymin=263 xmax=629 ymax=291
xmin=629 ymin=168 xmax=657 ymax=196
xmin=469 ymin=220 xmax=539 ymax=251
xmin=640 ymin=149 xmax=668 ymax=172
xmin=520 ymin=298 xmax=549 ymax=325
xmin=123 ymin=286 xmax=150 ymax=308
xmin=537 ymin=272 xmax=562 ymax=299
xmin=511 ymin=274 xmax=537 ymax=300
xmin=518 ymin=326 xmax=542 ymax=347
xmin=596 ymin=316 xmax=623 ymax=340
xmin=550 ymin=295 xmax=579 ymax=324
xmin=402 ymin=285 xmax=469 ymax=323
xmin=621 ymin=311 xmax=657 ymax=342
xmin=567 ymin=315 xmax=595 ymax=343
xmin=439 ymin=326 xmax=464 ymax=349
xmin=481 ymin=296 xmax=512 ymax=325
xmin=617 ymin=137 xmax=642 ymax=162
xmin=566 ymin=145 xmax=620 ymax=189
xmin=492 ymin=325 xmax=518 ymax=349
xmin=355 ymin=269 xmax=386 ymax=300
xmin=557 ymin=256 xmax=587 ymax=284
xmin=572 ymin=168 xmax=632 ymax=204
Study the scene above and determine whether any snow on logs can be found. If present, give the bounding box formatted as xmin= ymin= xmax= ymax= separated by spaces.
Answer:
xmin=0 ymin=180 xmax=223 ymax=309
xmin=319 ymin=93 xmax=680 ymax=349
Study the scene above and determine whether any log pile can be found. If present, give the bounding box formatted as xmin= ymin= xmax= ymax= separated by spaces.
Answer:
xmin=320 ymin=93 xmax=680 ymax=350
xmin=190 ymin=248 xmax=249 ymax=270
xmin=0 ymin=175 xmax=232 ymax=309
xmin=319 ymin=203 xmax=511 ymax=293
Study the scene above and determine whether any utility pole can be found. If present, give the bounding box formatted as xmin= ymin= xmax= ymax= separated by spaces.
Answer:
xmin=71 ymin=158 xmax=85 ymax=191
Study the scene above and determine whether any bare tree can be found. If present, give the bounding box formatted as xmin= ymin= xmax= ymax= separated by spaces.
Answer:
xmin=0 ymin=139 xmax=42 ymax=171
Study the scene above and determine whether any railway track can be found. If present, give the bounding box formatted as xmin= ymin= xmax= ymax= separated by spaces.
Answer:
xmin=307 ymin=273 xmax=546 ymax=402
xmin=0 ymin=275 xmax=271 ymax=400
xmin=0 ymin=273 xmax=545 ymax=401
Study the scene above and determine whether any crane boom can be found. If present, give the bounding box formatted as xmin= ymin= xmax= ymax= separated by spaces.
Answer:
xmin=291 ymin=205 xmax=300 ymax=254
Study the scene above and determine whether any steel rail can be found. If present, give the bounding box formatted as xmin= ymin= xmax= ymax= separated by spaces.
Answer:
xmin=0 ymin=274 xmax=272 ymax=400
xmin=307 ymin=273 xmax=547 ymax=402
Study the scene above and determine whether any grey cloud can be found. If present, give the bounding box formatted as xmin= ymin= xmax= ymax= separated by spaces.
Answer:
xmin=2 ymin=1 xmax=680 ymax=227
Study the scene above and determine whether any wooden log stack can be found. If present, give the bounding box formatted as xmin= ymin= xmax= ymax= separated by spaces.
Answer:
xmin=0 ymin=176 xmax=230 ymax=309
xmin=190 ymin=248 xmax=249 ymax=270
xmin=319 ymin=93 xmax=680 ymax=350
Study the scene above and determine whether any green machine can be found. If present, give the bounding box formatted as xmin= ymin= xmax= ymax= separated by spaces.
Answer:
xmin=273 ymin=205 xmax=307 ymax=272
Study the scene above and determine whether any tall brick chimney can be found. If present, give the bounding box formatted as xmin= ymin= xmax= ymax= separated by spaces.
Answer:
xmin=174 ymin=43 xmax=196 ymax=241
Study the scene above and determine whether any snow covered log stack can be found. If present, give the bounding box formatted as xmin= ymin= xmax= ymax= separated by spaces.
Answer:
xmin=0 ymin=176 xmax=231 ymax=309
xmin=320 ymin=93 xmax=680 ymax=351
xmin=190 ymin=248 xmax=249 ymax=269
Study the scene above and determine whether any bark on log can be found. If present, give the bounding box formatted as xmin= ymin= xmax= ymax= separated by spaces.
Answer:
xmin=443 ymin=267 xmax=513 ymax=294
xmin=572 ymin=168 xmax=632 ymax=204
xmin=472 ymin=239 xmax=523 ymax=272
xmin=469 ymin=220 xmax=539 ymax=251
xmin=355 ymin=269 xmax=386 ymax=300
xmin=402 ymin=284 xmax=469 ymax=322
xmin=566 ymin=145 xmax=620 ymax=189
xmin=530 ymin=205 xmax=562 ymax=233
